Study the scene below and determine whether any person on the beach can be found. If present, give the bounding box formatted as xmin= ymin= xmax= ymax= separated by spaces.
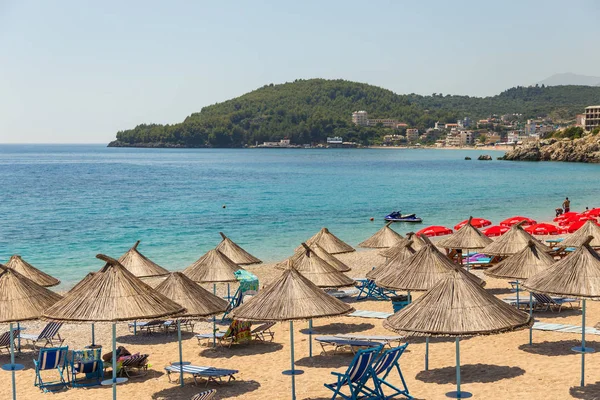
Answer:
xmin=563 ymin=197 xmax=570 ymax=213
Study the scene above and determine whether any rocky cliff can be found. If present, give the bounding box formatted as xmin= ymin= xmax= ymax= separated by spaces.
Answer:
xmin=502 ymin=135 xmax=600 ymax=163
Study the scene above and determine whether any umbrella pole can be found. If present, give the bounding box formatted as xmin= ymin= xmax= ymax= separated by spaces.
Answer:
xmin=213 ymin=284 xmax=217 ymax=348
xmin=571 ymin=299 xmax=594 ymax=387
xmin=10 ymin=322 xmax=16 ymax=400
xmin=92 ymin=323 xmax=95 ymax=346
xmin=425 ymin=336 xmax=429 ymax=371
xmin=515 ymin=280 xmax=520 ymax=310
xmin=178 ymin=320 xmax=184 ymax=387
xmin=282 ymin=321 xmax=304 ymax=400
xmin=529 ymin=293 xmax=533 ymax=345
xmin=16 ymin=322 xmax=21 ymax=353
xmin=446 ymin=337 xmax=471 ymax=398
xmin=112 ymin=323 xmax=117 ymax=400
xmin=309 ymin=319 xmax=313 ymax=358
xmin=227 ymin=283 xmax=230 ymax=300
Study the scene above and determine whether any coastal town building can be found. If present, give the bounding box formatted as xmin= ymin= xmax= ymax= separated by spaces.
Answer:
xmin=326 ymin=137 xmax=343 ymax=145
xmin=576 ymin=114 xmax=586 ymax=127
xmin=445 ymin=123 xmax=459 ymax=130
xmin=585 ymin=106 xmax=600 ymax=131
xmin=457 ymin=117 xmax=471 ymax=128
xmin=459 ymin=131 xmax=474 ymax=145
xmin=383 ymin=134 xmax=405 ymax=144
xmin=369 ymin=118 xmax=399 ymax=128
xmin=352 ymin=111 xmax=369 ymax=126
xmin=525 ymin=120 xmax=537 ymax=136
xmin=258 ymin=139 xmax=297 ymax=148
xmin=396 ymin=123 xmax=408 ymax=129
xmin=444 ymin=132 xmax=461 ymax=147
xmin=406 ymin=128 xmax=419 ymax=143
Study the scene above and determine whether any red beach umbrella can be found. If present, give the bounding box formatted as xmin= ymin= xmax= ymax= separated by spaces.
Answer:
xmin=524 ymin=223 xmax=560 ymax=236
xmin=558 ymin=215 xmax=596 ymax=227
xmin=553 ymin=212 xmax=579 ymax=223
xmin=453 ymin=218 xmax=492 ymax=230
xmin=416 ymin=225 xmax=453 ymax=237
xmin=500 ymin=216 xmax=537 ymax=227
xmin=482 ymin=225 xmax=509 ymax=237
xmin=583 ymin=208 xmax=600 ymax=217
xmin=563 ymin=219 xmax=600 ymax=234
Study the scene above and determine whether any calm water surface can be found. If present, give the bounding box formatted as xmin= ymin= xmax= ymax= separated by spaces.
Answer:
xmin=2 ymin=145 xmax=599 ymax=288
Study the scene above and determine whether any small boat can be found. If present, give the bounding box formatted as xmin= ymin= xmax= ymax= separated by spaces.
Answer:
xmin=384 ymin=211 xmax=422 ymax=223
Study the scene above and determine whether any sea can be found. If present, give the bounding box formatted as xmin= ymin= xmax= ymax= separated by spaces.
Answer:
xmin=2 ymin=144 xmax=600 ymax=289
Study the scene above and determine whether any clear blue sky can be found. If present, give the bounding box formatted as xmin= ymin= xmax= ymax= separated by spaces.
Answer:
xmin=1 ymin=0 xmax=598 ymax=143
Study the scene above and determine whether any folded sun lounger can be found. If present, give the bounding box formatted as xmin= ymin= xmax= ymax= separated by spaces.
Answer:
xmin=316 ymin=336 xmax=381 ymax=355
xmin=334 ymin=334 xmax=404 ymax=348
xmin=164 ymin=365 xmax=238 ymax=387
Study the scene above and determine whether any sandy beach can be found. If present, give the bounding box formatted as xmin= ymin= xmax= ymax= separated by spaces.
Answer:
xmin=3 ymin=240 xmax=600 ymax=400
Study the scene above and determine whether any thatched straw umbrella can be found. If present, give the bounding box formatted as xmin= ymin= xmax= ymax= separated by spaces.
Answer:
xmin=298 ymin=227 xmax=355 ymax=254
xmin=5 ymin=255 xmax=60 ymax=287
xmin=358 ymin=222 xmax=404 ymax=248
xmin=384 ymin=267 xmax=532 ymax=398
xmin=43 ymin=254 xmax=184 ymax=400
xmin=481 ymin=222 xmax=551 ymax=256
xmin=232 ymin=262 xmax=354 ymax=400
xmin=522 ymin=236 xmax=600 ymax=387
xmin=117 ymin=240 xmax=169 ymax=278
xmin=485 ymin=241 xmax=556 ymax=345
xmin=216 ymin=232 xmax=262 ymax=265
xmin=366 ymin=240 xmax=415 ymax=281
xmin=437 ymin=217 xmax=493 ymax=270
xmin=312 ymin=243 xmax=351 ymax=272
xmin=375 ymin=236 xmax=485 ymax=371
xmin=282 ymin=244 xmax=354 ymax=357
xmin=560 ymin=220 xmax=600 ymax=248
xmin=379 ymin=232 xmax=424 ymax=258
xmin=155 ymin=272 xmax=228 ymax=386
xmin=183 ymin=249 xmax=242 ymax=347
xmin=0 ymin=264 xmax=62 ymax=400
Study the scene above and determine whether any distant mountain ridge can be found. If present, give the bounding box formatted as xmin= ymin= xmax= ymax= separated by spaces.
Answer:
xmin=538 ymin=73 xmax=600 ymax=87
xmin=109 ymin=79 xmax=600 ymax=148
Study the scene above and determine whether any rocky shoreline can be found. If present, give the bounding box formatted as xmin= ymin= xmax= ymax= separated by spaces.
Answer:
xmin=502 ymin=134 xmax=600 ymax=163
xmin=107 ymin=140 xmax=205 ymax=148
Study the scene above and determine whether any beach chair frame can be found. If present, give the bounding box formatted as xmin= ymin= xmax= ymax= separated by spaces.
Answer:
xmin=532 ymin=293 xmax=581 ymax=312
xmin=120 ymin=354 xmax=150 ymax=377
xmin=317 ymin=337 xmax=380 ymax=355
xmin=0 ymin=329 xmax=20 ymax=354
xmin=34 ymin=346 xmax=69 ymax=392
xmin=355 ymin=278 xmax=396 ymax=301
xmin=70 ymin=348 xmax=103 ymax=387
xmin=370 ymin=343 xmax=413 ymax=399
xmin=21 ymin=322 xmax=64 ymax=350
xmin=251 ymin=322 xmax=276 ymax=342
xmin=324 ymin=345 xmax=382 ymax=399
xmin=164 ymin=365 xmax=238 ymax=387
xmin=191 ymin=389 xmax=217 ymax=400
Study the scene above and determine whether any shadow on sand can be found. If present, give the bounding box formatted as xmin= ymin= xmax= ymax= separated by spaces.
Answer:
xmin=198 ymin=342 xmax=283 ymax=359
xmin=570 ymin=382 xmax=600 ymax=399
xmin=416 ymin=363 xmax=525 ymax=384
xmin=299 ymin=322 xmax=375 ymax=335
xmin=519 ymin=339 xmax=599 ymax=356
xmin=295 ymin=353 xmax=355 ymax=369
xmin=117 ymin=331 xmax=196 ymax=345
xmin=151 ymin=379 xmax=260 ymax=399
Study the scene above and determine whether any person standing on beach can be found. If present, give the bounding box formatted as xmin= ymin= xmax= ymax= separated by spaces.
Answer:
xmin=563 ymin=197 xmax=570 ymax=213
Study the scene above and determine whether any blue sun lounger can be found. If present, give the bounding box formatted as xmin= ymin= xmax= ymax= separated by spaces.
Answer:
xmin=164 ymin=365 xmax=238 ymax=387
xmin=316 ymin=336 xmax=381 ymax=355
xmin=355 ymin=278 xmax=396 ymax=301
xmin=324 ymin=345 xmax=382 ymax=399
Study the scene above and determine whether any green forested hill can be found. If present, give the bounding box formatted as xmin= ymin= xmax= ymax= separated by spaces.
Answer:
xmin=110 ymin=79 xmax=600 ymax=147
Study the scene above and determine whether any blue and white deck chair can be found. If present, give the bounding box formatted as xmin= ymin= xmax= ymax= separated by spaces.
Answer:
xmin=371 ymin=343 xmax=412 ymax=399
xmin=70 ymin=348 xmax=103 ymax=387
xmin=356 ymin=278 xmax=396 ymax=301
xmin=34 ymin=346 xmax=69 ymax=392
xmin=324 ymin=345 xmax=382 ymax=399
xmin=191 ymin=389 xmax=217 ymax=400
xmin=222 ymin=270 xmax=259 ymax=321
xmin=21 ymin=322 xmax=64 ymax=349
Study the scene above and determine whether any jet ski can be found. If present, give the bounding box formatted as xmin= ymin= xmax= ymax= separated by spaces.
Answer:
xmin=385 ymin=211 xmax=422 ymax=223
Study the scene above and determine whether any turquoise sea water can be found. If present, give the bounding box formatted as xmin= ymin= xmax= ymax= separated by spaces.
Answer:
xmin=2 ymin=144 xmax=600 ymax=289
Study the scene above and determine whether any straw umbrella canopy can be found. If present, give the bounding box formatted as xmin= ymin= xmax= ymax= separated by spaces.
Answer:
xmin=560 ymin=220 xmax=600 ymax=248
xmin=485 ymin=241 xmax=556 ymax=345
xmin=384 ymin=266 xmax=532 ymax=398
xmin=298 ymin=227 xmax=355 ymax=254
xmin=215 ymin=232 xmax=262 ymax=265
xmin=0 ymin=264 xmax=63 ymax=400
xmin=437 ymin=217 xmax=493 ymax=250
xmin=481 ymin=222 xmax=551 ymax=256
xmin=155 ymin=272 xmax=229 ymax=386
xmin=280 ymin=244 xmax=354 ymax=289
xmin=43 ymin=254 xmax=184 ymax=400
xmin=358 ymin=223 xmax=404 ymax=248
xmin=379 ymin=232 xmax=424 ymax=258
xmin=232 ymin=262 xmax=354 ymax=400
xmin=183 ymin=249 xmax=242 ymax=283
xmin=311 ymin=243 xmax=351 ymax=272
xmin=522 ymin=236 xmax=600 ymax=387
xmin=366 ymin=241 xmax=416 ymax=280
xmin=5 ymin=255 xmax=60 ymax=287
xmin=375 ymin=240 xmax=486 ymax=292
xmin=117 ymin=240 xmax=170 ymax=278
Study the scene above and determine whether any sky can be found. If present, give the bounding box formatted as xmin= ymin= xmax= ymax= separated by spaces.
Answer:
xmin=1 ymin=0 xmax=599 ymax=143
